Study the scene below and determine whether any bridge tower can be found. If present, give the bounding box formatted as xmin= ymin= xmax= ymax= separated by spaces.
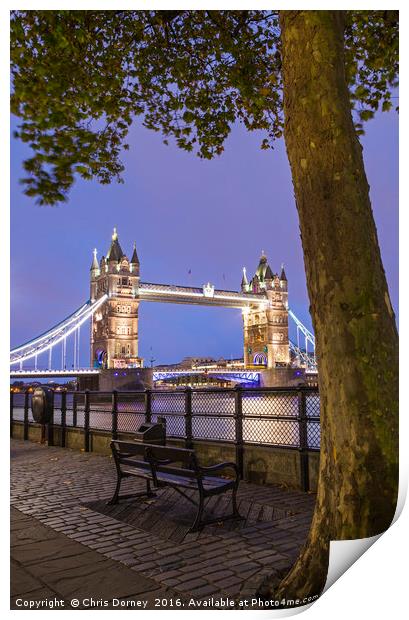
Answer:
xmin=90 ymin=229 xmax=143 ymax=369
xmin=241 ymin=253 xmax=289 ymax=369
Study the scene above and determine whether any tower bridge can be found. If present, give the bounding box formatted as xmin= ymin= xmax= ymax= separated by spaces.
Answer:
xmin=10 ymin=228 xmax=316 ymax=385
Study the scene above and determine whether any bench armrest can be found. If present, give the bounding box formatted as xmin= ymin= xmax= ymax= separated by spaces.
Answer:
xmin=198 ymin=462 xmax=240 ymax=479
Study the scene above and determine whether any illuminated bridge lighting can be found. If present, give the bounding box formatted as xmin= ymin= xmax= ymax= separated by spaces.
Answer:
xmin=10 ymin=233 xmax=318 ymax=375
xmin=10 ymin=252 xmax=316 ymax=374
xmin=138 ymin=282 xmax=266 ymax=307
xmin=10 ymin=369 xmax=100 ymax=378
xmin=152 ymin=370 xmax=261 ymax=384
xmin=10 ymin=295 xmax=108 ymax=366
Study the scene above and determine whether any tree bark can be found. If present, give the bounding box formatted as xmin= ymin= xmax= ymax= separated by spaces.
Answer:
xmin=265 ymin=10 xmax=399 ymax=600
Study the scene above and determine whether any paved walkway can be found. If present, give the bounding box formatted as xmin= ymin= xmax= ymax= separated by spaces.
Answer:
xmin=11 ymin=508 xmax=178 ymax=610
xmin=11 ymin=440 xmax=315 ymax=609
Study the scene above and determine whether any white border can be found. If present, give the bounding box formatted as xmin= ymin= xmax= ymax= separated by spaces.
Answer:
xmin=3 ymin=2 xmax=406 ymax=619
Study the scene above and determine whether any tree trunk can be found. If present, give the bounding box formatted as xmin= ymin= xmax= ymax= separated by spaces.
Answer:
xmin=265 ymin=10 xmax=399 ymax=600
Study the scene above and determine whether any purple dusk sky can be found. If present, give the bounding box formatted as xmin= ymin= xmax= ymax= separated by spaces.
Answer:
xmin=10 ymin=109 xmax=398 ymax=368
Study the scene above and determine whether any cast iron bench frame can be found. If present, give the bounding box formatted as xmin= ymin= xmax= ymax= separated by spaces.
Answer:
xmin=109 ymin=440 xmax=243 ymax=532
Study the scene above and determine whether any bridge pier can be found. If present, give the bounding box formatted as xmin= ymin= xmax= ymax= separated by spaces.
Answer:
xmin=98 ymin=368 xmax=153 ymax=392
xmin=260 ymin=367 xmax=307 ymax=388
xmin=77 ymin=374 xmax=100 ymax=391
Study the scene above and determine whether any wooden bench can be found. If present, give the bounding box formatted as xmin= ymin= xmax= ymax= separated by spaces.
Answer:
xmin=109 ymin=440 xmax=243 ymax=532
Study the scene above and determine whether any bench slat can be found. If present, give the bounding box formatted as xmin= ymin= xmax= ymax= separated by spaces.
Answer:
xmin=155 ymin=471 xmax=234 ymax=491
xmin=120 ymin=458 xmax=150 ymax=470
xmin=121 ymin=466 xmax=152 ymax=479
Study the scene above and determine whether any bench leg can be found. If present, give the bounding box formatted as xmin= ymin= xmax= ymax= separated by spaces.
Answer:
xmin=232 ymin=484 xmax=240 ymax=517
xmin=108 ymin=477 xmax=157 ymax=506
xmin=107 ymin=474 xmax=122 ymax=505
xmin=190 ymin=494 xmax=205 ymax=532
xmin=189 ymin=487 xmax=243 ymax=531
xmin=146 ymin=479 xmax=155 ymax=498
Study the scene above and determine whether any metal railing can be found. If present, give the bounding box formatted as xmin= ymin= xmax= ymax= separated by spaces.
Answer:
xmin=11 ymin=386 xmax=320 ymax=490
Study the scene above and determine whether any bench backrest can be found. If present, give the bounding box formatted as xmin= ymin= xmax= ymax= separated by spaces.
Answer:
xmin=145 ymin=445 xmax=199 ymax=480
xmin=111 ymin=440 xmax=149 ymax=469
xmin=111 ymin=440 xmax=146 ymax=457
xmin=110 ymin=442 xmax=202 ymax=484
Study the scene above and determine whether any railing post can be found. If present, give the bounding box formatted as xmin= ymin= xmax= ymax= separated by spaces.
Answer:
xmin=61 ymin=391 xmax=67 ymax=448
xmin=111 ymin=389 xmax=118 ymax=440
xmin=84 ymin=389 xmax=90 ymax=452
xmin=234 ymin=385 xmax=244 ymax=479
xmin=185 ymin=387 xmax=193 ymax=449
xmin=47 ymin=389 xmax=55 ymax=446
xmin=298 ymin=388 xmax=310 ymax=492
xmin=145 ymin=388 xmax=152 ymax=423
xmin=10 ymin=390 xmax=14 ymax=438
xmin=23 ymin=389 xmax=29 ymax=441
xmin=73 ymin=392 xmax=78 ymax=427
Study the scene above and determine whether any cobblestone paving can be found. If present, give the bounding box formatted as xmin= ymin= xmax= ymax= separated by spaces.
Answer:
xmin=11 ymin=508 xmax=179 ymax=610
xmin=11 ymin=440 xmax=315 ymax=602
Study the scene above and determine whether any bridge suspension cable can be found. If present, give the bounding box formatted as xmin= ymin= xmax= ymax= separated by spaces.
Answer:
xmin=10 ymin=295 xmax=108 ymax=366
xmin=288 ymin=310 xmax=316 ymax=369
xmin=289 ymin=341 xmax=316 ymax=369
xmin=288 ymin=309 xmax=315 ymax=347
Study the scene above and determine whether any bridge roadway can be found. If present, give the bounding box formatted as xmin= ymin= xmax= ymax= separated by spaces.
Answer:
xmin=138 ymin=282 xmax=267 ymax=308
xmin=10 ymin=368 xmax=100 ymax=379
